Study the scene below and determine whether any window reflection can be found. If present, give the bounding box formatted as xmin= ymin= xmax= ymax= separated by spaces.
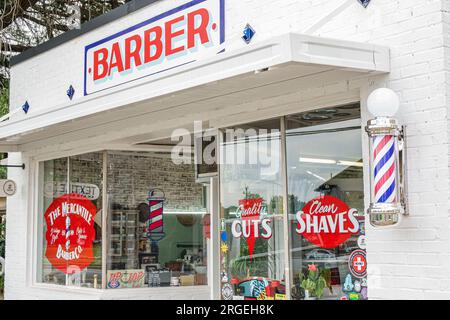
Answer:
xmin=220 ymin=119 xmax=286 ymax=300
xmin=286 ymin=108 xmax=367 ymax=300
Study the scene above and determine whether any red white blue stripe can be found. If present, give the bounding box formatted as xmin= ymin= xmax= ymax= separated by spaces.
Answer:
xmin=373 ymin=135 xmax=396 ymax=203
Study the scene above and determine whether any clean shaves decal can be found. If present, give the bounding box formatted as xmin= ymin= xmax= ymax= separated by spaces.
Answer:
xmin=296 ymin=195 xmax=359 ymax=248
xmin=84 ymin=0 xmax=225 ymax=95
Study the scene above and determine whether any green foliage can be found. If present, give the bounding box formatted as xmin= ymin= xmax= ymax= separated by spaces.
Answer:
xmin=0 ymin=84 xmax=8 ymax=117
xmin=299 ymin=264 xmax=329 ymax=299
xmin=0 ymin=85 xmax=8 ymax=180
xmin=231 ymin=256 xmax=267 ymax=279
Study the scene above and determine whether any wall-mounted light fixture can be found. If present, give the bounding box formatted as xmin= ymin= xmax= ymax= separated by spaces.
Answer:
xmin=366 ymin=88 xmax=407 ymax=227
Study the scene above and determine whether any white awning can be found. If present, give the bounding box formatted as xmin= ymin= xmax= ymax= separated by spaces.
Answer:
xmin=0 ymin=33 xmax=389 ymax=151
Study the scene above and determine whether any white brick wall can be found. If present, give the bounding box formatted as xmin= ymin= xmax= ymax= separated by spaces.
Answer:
xmin=5 ymin=0 xmax=450 ymax=299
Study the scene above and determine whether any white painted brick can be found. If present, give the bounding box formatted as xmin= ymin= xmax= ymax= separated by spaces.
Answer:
xmin=4 ymin=0 xmax=450 ymax=300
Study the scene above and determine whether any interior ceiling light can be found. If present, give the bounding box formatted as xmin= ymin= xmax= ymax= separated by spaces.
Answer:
xmin=302 ymin=114 xmax=330 ymax=120
xmin=315 ymin=109 xmax=338 ymax=114
xmin=299 ymin=157 xmax=363 ymax=167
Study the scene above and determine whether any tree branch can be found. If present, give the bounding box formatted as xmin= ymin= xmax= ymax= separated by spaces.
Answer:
xmin=0 ymin=42 xmax=29 ymax=53
xmin=21 ymin=12 xmax=69 ymax=32
xmin=0 ymin=0 xmax=41 ymax=31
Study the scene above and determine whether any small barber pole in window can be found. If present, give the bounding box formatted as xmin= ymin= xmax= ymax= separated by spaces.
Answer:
xmin=147 ymin=189 xmax=166 ymax=241
xmin=366 ymin=88 xmax=408 ymax=227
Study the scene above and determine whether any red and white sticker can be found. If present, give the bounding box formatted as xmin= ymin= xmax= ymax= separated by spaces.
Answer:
xmin=296 ymin=195 xmax=359 ymax=248
xmin=44 ymin=194 xmax=97 ymax=274
xmin=84 ymin=0 xmax=224 ymax=95
xmin=348 ymin=249 xmax=367 ymax=278
xmin=231 ymin=198 xmax=271 ymax=259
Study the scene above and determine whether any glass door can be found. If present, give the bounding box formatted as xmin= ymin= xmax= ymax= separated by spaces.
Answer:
xmin=218 ymin=103 xmax=368 ymax=301
xmin=285 ymin=105 xmax=367 ymax=300
xmin=219 ymin=119 xmax=287 ymax=300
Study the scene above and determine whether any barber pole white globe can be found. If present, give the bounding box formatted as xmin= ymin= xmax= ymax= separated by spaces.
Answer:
xmin=366 ymin=88 xmax=404 ymax=227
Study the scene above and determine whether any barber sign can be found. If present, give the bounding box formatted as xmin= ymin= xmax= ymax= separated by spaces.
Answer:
xmin=84 ymin=0 xmax=225 ymax=95
xmin=296 ymin=195 xmax=360 ymax=249
xmin=44 ymin=194 xmax=97 ymax=274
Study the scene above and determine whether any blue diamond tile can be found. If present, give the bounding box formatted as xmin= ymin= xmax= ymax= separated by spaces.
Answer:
xmin=22 ymin=101 xmax=30 ymax=114
xmin=67 ymin=85 xmax=75 ymax=100
xmin=242 ymin=24 xmax=256 ymax=44
xmin=358 ymin=0 xmax=371 ymax=8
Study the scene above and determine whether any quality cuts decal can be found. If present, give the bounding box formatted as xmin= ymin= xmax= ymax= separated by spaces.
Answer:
xmin=84 ymin=0 xmax=225 ymax=95
xmin=44 ymin=194 xmax=97 ymax=274
xmin=231 ymin=198 xmax=272 ymax=260
xmin=296 ymin=195 xmax=359 ymax=248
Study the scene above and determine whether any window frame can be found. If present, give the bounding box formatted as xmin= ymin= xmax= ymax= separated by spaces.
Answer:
xmin=32 ymin=149 xmax=210 ymax=292
xmin=217 ymin=110 xmax=367 ymax=300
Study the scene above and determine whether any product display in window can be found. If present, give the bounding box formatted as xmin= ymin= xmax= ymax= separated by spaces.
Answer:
xmin=106 ymin=151 xmax=208 ymax=289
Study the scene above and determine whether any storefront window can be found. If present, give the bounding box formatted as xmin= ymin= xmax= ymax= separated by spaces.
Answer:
xmin=105 ymin=151 xmax=208 ymax=289
xmin=219 ymin=119 xmax=286 ymax=300
xmin=218 ymin=104 xmax=367 ymax=300
xmin=35 ymin=105 xmax=366 ymax=297
xmin=37 ymin=153 xmax=103 ymax=287
xmin=286 ymin=104 xmax=367 ymax=300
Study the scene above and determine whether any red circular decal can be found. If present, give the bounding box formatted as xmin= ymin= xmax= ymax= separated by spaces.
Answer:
xmin=296 ymin=195 xmax=359 ymax=249
xmin=349 ymin=249 xmax=367 ymax=278
xmin=44 ymin=194 xmax=97 ymax=274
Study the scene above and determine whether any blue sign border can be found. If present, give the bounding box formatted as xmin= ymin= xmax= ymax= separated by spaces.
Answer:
xmin=84 ymin=0 xmax=225 ymax=96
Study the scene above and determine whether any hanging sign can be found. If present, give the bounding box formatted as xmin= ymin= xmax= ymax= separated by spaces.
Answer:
xmin=84 ymin=0 xmax=225 ymax=95
xmin=0 ymin=179 xmax=17 ymax=197
xmin=44 ymin=194 xmax=97 ymax=274
xmin=44 ymin=181 xmax=100 ymax=200
xmin=231 ymin=198 xmax=272 ymax=259
xmin=296 ymin=195 xmax=359 ymax=248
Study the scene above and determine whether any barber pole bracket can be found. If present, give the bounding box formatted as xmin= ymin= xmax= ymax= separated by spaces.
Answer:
xmin=147 ymin=188 xmax=166 ymax=241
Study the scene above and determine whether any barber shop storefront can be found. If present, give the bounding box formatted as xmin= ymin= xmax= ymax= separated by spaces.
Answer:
xmin=2 ymin=0 xmax=448 ymax=300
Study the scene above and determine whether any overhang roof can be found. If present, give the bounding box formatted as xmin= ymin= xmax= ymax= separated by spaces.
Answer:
xmin=0 ymin=33 xmax=389 ymax=151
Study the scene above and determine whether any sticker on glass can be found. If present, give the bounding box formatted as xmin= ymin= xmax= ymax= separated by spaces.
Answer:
xmin=231 ymin=197 xmax=272 ymax=259
xmin=357 ymin=235 xmax=367 ymax=250
xmin=296 ymin=195 xmax=359 ymax=248
xmin=44 ymin=194 xmax=97 ymax=274
xmin=222 ymin=283 xmax=234 ymax=300
xmin=348 ymin=249 xmax=367 ymax=278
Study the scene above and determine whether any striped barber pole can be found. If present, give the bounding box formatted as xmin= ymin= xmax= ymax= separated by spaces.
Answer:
xmin=373 ymin=135 xmax=396 ymax=203
xmin=148 ymin=189 xmax=166 ymax=241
